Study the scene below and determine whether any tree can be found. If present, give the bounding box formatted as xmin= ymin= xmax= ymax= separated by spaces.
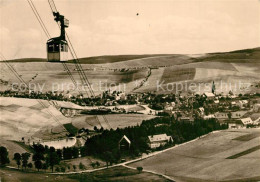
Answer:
xmin=91 ymin=162 xmax=96 ymax=168
xmin=27 ymin=163 xmax=33 ymax=169
xmin=67 ymin=165 xmax=71 ymax=171
xmin=60 ymin=166 xmax=66 ymax=173
xmin=42 ymin=163 xmax=48 ymax=172
xmin=227 ymin=112 xmax=232 ymax=120
xmin=73 ymin=165 xmax=77 ymax=171
xmin=33 ymin=152 xmax=44 ymax=172
xmin=79 ymin=162 xmax=86 ymax=170
xmin=55 ymin=167 xmax=60 ymax=172
xmin=13 ymin=153 xmax=21 ymax=169
xmin=48 ymin=151 xmax=60 ymax=172
xmin=95 ymin=161 xmax=100 ymax=167
xmin=136 ymin=166 xmax=143 ymax=173
xmin=35 ymin=160 xmax=42 ymax=171
xmin=0 ymin=146 xmax=10 ymax=166
xmin=21 ymin=152 xmax=30 ymax=170
xmin=72 ymin=147 xmax=79 ymax=158
xmin=103 ymin=151 xmax=113 ymax=168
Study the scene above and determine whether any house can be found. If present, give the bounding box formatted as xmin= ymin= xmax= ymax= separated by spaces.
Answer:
xmin=237 ymin=100 xmax=248 ymax=108
xmin=148 ymin=134 xmax=173 ymax=149
xmin=179 ymin=116 xmax=194 ymax=123
xmin=203 ymin=114 xmax=215 ymax=120
xmin=171 ymin=102 xmax=176 ymax=107
xmin=231 ymin=111 xmax=247 ymax=119
xmin=215 ymin=112 xmax=229 ymax=120
xmin=214 ymin=100 xmax=220 ymax=104
xmin=118 ymin=135 xmax=131 ymax=150
xmin=231 ymin=101 xmax=236 ymax=105
xmin=198 ymin=107 xmax=205 ymax=117
xmin=240 ymin=117 xmax=253 ymax=125
xmin=228 ymin=123 xmax=244 ymax=129
xmin=165 ymin=105 xmax=174 ymax=111
xmin=203 ymin=92 xmax=215 ymax=100
xmin=116 ymin=93 xmax=126 ymax=101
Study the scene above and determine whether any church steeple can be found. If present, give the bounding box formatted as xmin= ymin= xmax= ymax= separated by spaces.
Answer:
xmin=212 ymin=81 xmax=216 ymax=94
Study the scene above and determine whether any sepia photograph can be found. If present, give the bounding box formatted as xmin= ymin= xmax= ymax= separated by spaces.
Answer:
xmin=0 ymin=0 xmax=260 ymax=181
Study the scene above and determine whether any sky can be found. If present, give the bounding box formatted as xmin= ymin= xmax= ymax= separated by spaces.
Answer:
xmin=0 ymin=0 xmax=259 ymax=59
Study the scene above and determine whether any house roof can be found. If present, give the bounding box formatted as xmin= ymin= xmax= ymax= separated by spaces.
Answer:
xmin=204 ymin=92 xmax=215 ymax=97
xmin=241 ymin=117 xmax=253 ymax=125
xmin=204 ymin=114 xmax=215 ymax=119
xmin=119 ymin=135 xmax=131 ymax=144
xmin=239 ymin=100 xmax=248 ymax=104
xmin=199 ymin=107 xmax=204 ymax=112
xmin=148 ymin=134 xmax=171 ymax=142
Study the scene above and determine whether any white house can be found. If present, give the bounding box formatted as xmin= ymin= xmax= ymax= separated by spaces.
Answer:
xmin=241 ymin=117 xmax=253 ymax=125
xmin=148 ymin=134 xmax=173 ymax=149
xmin=203 ymin=92 xmax=215 ymax=100
xmin=214 ymin=100 xmax=220 ymax=104
xmin=204 ymin=114 xmax=215 ymax=120
xmin=118 ymin=135 xmax=131 ymax=150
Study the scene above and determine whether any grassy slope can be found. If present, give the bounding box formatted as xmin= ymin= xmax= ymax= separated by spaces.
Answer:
xmin=129 ymin=129 xmax=260 ymax=181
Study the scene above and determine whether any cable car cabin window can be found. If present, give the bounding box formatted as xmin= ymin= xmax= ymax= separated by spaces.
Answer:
xmin=48 ymin=44 xmax=54 ymax=52
xmin=54 ymin=44 xmax=60 ymax=52
xmin=61 ymin=44 xmax=68 ymax=52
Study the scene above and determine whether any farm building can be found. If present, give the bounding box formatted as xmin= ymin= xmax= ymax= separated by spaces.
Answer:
xmin=118 ymin=135 xmax=131 ymax=150
xmin=148 ymin=134 xmax=173 ymax=149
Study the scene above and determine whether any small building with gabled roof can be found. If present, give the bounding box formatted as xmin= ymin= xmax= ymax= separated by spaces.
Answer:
xmin=118 ymin=135 xmax=131 ymax=150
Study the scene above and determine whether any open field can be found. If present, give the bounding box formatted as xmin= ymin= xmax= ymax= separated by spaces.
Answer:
xmin=72 ymin=114 xmax=156 ymax=130
xmin=129 ymin=129 xmax=260 ymax=182
xmin=0 ymin=97 xmax=69 ymax=140
xmin=1 ymin=47 xmax=260 ymax=95
xmin=0 ymin=166 xmax=170 ymax=182
xmin=0 ymin=62 xmax=148 ymax=95
xmin=0 ymin=97 xmax=154 ymax=141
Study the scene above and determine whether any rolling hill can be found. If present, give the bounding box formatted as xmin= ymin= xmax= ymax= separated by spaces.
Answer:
xmin=1 ymin=47 xmax=259 ymax=95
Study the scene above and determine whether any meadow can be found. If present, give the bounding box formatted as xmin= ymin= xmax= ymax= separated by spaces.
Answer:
xmin=129 ymin=129 xmax=260 ymax=182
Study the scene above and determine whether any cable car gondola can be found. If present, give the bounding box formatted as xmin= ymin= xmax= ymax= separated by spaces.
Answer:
xmin=47 ymin=12 xmax=69 ymax=62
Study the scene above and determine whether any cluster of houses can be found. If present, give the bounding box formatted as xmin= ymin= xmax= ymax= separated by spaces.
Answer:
xmin=163 ymin=92 xmax=260 ymax=129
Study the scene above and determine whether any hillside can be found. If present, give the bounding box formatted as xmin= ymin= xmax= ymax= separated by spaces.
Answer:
xmin=0 ymin=97 xmax=69 ymax=141
xmin=129 ymin=129 xmax=260 ymax=182
xmin=1 ymin=47 xmax=260 ymax=95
